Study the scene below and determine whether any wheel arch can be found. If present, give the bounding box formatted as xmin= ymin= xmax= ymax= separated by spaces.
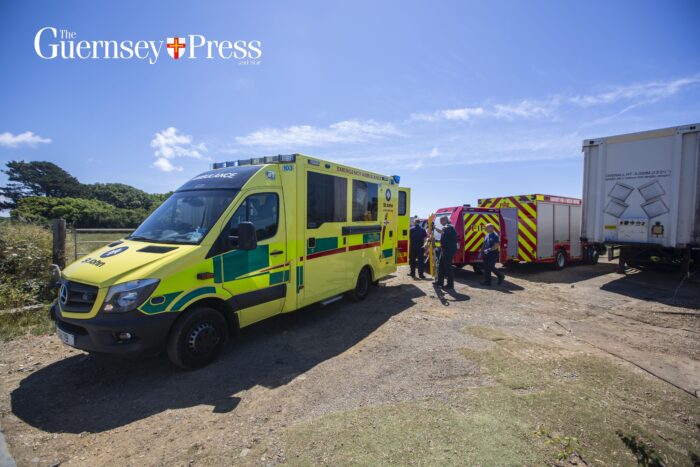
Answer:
xmin=359 ymin=262 xmax=376 ymax=281
xmin=175 ymin=297 xmax=240 ymax=338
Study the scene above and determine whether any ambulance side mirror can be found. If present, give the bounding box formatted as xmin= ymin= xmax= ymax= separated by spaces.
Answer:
xmin=230 ymin=222 xmax=257 ymax=251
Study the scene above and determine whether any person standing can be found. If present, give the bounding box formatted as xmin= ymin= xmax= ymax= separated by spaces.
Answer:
xmin=408 ymin=218 xmax=427 ymax=279
xmin=481 ymin=223 xmax=505 ymax=285
xmin=434 ymin=216 xmax=457 ymax=289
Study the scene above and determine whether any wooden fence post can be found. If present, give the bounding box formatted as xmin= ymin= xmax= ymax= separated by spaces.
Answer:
xmin=52 ymin=218 xmax=66 ymax=269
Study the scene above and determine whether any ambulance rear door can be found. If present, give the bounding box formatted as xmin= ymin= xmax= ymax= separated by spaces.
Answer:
xmin=397 ymin=187 xmax=410 ymax=265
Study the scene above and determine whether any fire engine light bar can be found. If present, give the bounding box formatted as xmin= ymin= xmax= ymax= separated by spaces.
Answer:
xmin=212 ymin=154 xmax=297 ymax=169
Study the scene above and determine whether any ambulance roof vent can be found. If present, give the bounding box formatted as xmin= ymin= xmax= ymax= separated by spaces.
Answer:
xmin=212 ymin=154 xmax=296 ymax=169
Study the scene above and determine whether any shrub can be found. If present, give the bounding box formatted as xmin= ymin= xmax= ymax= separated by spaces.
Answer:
xmin=0 ymin=222 xmax=53 ymax=309
xmin=11 ymin=196 xmax=149 ymax=228
xmin=83 ymin=183 xmax=154 ymax=210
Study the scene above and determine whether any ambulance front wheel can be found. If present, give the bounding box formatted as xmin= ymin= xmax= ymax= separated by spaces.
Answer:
xmin=347 ymin=267 xmax=371 ymax=302
xmin=167 ymin=307 xmax=228 ymax=370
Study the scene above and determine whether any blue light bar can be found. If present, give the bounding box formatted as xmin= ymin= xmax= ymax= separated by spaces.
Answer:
xmin=212 ymin=154 xmax=298 ymax=169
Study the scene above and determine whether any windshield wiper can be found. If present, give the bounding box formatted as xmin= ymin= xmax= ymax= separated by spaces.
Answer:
xmin=128 ymin=235 xmax=195 ymax=245
xmin=127 ymin=235 xmax=152 ymax=242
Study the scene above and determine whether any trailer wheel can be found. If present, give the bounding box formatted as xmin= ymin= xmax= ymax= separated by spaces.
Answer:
xmin=553 ymin=250 xmax=567 ymax=270
xmin=167 ymin=307 xmax=228 ymax=370
xmin=347 ymin=267 xmax=371 ymax=302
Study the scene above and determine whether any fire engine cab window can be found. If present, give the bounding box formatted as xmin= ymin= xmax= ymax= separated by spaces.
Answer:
xmin=227 ymin=193 xmax=278 ymax=243
xmin=352 ymin=180 xmax=378 ymax=221
xmin=398 ymin=191 xmax=407 ymax=216
xmin=307 ymin=172 xmax=347 ymax=228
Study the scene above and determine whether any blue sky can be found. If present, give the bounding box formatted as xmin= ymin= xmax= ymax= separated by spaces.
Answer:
xmin=1 ymin=0 xmax=699 ymax=216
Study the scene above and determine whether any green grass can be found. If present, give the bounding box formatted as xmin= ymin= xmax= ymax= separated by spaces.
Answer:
xmin=261 ymin=328 xmax=700 ymax=466
xmin=0 ymin=307 xmax=54 ymax=342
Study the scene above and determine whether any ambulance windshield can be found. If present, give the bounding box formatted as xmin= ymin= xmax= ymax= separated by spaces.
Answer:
xmin=128 ymin=189 xmax=238 ymax=245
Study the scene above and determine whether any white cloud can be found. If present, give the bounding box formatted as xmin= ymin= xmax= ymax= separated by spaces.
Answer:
xmin=492 ymin=98 xmax=558 ymax=119
xmin=411 ymin=107 xmax=485 ymax=122
xmin=150 ymin=127 xmax=207 ymax=172
xmin=569 ymin=75 xmax=700 ymax=107
xmin=0 ymin=131 xmax=51 ymax=148
xmin=411 ymin=100 xmax=556 ymax=122
xmin=235 ymin=119 xmax=402 ymax=147
xmin=152 ymin=157 xmax=183 ymax=172
xmin=411 ymin=74 xmax=700 ymax=125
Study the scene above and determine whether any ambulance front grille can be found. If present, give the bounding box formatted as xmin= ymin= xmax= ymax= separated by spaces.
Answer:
xmin=60 ymin=281 xmax=99 ymax=313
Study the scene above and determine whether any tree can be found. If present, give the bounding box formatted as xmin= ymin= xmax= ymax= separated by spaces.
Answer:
xmin=11 ymin=196 xmax=149 ymax=228
xmin=0 ymin=161 xmax=83 ymax=209
xmin=149 ymin=191 xmax=173 ymax=209
xmin=84 ymin=183 xmax=154 ymax=210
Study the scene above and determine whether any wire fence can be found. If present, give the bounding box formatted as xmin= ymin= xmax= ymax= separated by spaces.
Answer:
xmin=69 ymin=226 xmax=133 ymax=261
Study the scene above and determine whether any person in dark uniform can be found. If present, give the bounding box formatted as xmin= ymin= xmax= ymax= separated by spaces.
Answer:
xmin=481 ymin=223 xmax=505 ymax=285
xmin=408 ymin=218 xmax=427 ymax=279
xmin=434 ymin=216 xmax=457 ymax=289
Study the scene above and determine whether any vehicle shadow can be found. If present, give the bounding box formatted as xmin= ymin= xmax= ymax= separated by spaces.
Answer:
xmin=453 ymin=268 xmax=524 ymax=294
xmin=501 ymin=261 xmax=618 ymax=285
xmin=11 ymin=283 xmax=425 ymax=434
xmin=600 ymin=268 xmax=700 ymax=310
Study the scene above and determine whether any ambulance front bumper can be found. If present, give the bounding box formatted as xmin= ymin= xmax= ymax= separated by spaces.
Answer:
xmin=51 ymin=302 xmax=177 ymax=356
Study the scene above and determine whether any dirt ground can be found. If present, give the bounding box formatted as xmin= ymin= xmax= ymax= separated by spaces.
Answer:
xmin=0 ymin=259 xmax=698 ymax=466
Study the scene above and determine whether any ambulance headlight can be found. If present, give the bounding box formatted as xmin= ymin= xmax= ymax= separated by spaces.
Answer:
xmin=102 ymin=279 xmax=160 ymax=313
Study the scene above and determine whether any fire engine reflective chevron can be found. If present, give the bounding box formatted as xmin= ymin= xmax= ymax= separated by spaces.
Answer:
xmin=479 ymin=195 xmax=538 ymax=262
xmin=463 ymin=212 xmax=500 ymax=253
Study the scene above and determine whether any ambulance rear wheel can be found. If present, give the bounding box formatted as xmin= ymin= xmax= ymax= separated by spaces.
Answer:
xmin=553 ymin=250 xmax=567 ymax=270
xmin=347 ymin=267 xmax=371 ymax=302
xmin=167 ymin=307 xmax=228 ymax=370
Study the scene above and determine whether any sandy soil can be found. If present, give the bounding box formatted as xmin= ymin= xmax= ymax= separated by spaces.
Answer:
xmin=0 ymin=259 xmax=698 ymax=466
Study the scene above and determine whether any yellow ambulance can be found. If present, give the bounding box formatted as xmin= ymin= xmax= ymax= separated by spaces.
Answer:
xmin=51 ymin=154 xmax=410 ymax=368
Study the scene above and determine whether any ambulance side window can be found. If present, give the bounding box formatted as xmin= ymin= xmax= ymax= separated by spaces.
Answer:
xmin=352 ymin=180 xmax=378 ymax=221
xmin=227 ymin=193 xmax=278 ymax=245
xmin=307 ymin=172 xmax=347 ymax=228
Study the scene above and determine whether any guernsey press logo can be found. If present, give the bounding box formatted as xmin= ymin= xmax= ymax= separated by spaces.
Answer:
xmin=34 ymin=27 xmax=262 ymax=65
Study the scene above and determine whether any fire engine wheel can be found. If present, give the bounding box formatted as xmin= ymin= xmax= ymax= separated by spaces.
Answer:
xmin=347 ymin=267 xmax=371 ymax=302
xmin=553 ymin=250 xmax=567 ymax=270
xmin=167 ymin=307 xmax=228 ymax=370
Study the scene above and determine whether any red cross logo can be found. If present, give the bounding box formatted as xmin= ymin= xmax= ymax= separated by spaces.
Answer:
xmin=166 ymin=37 xmax=186 ymax=60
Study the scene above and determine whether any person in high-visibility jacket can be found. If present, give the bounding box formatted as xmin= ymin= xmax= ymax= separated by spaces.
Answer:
xmin=481 ymin=223 xmax=505 ymax=286
xmin=434 ymin=216 xmax=457 ymax=289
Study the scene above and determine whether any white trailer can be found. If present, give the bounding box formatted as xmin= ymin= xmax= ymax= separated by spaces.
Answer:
xmin=581 ymin=123 xmax=700 ymax=272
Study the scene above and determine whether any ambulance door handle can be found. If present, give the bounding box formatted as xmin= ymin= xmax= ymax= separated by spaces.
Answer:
xmin=270 ymin=250 xmax=284 ymax=256
xmin=308 ymin=238 xmax=316 ymax=248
